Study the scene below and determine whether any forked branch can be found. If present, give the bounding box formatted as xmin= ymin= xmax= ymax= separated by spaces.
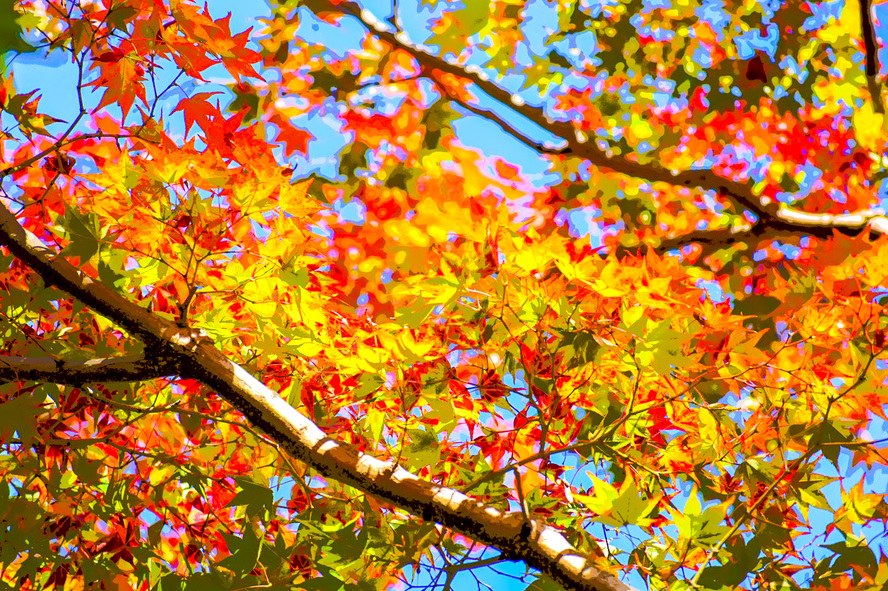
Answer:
xmin=0 ymin=201 xmax=636 ymax=591
xmin=328 ymin=0 xmax=888 ymax=246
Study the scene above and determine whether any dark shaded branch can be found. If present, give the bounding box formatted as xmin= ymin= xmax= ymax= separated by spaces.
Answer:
xmin=330 ymin=1 xmax=776 ymax=219
xmin=429 ymin=70 xmax=568 ymax=155
xmin=651 ymin=227 xmax=753 ymax=255
xmin=332 ymin=1 xmax=888 ymax=242
xmin=0 ymin=202 xmax=636 ymax=591
xmin=0 ymin=354 xmax=177 ymax=384
xmin=860 ymin=0 xmax=884 ymax=113
xmin=633 ymin=208 xmax=888 ymax=259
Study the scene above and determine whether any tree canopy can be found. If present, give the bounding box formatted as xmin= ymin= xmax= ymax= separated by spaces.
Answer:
xmin=1 ymin=0 xmax=887 ymax=590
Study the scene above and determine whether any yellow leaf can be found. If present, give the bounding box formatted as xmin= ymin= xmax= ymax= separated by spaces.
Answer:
xmin=853 ymin=103 xmax=886 ymax=152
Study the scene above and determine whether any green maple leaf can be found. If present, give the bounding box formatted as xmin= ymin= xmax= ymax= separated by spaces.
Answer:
xmin=0 ymin=0 xmax=37 ymax=60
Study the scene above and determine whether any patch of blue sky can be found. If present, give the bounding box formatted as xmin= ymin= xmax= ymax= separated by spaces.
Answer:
xmin=858 ymin=517 xmax=888 ymax=559
xmin=408 ymin=549 xmax=545 ymax=590
xmin=520 ymin=0 xmax=560 ymax=56
xmin=793 ymin=520 xmax=845 ymax=563
xmin=774 ymin=241 xmax=802 ymax=259
xmin=249 ymin=217 xmax=273 ymax=243
xmin=617 ymin=84 xmax=638 ymax=107
xmin=719 ymin=144 xmax=765 ymax=181
xmin=697 ymin=187 xmax=726 ymax=214
xmin=268 ymin=474 xmax=297 ymax=504
xmin=518 ymin=42 xmax=544 ymax=74
xmin=866 ymin=414 xmax=888 ymax=446
xmin=874 ymin=180 xmax=888 ymax=212
xmin=7 ymin=1 xmax=264 ymax=152
xmin=802 ymin=0 xmax=845 ymax=32
xmin=587 ymin=0 xmax=625 ymax=18
xmin=696 ymin=278 xmax=730 ymax=303
xmin=696 ymin=0 xmax=732 ymax=37
xmin=308 ymin=219 xmax=335 ymax=241
xmin=9 ymin=51 xmax=82 ymax=128
xmin=651 ymin=92 xmax=683 ymax=114
xmin=649 ymin=75 xmax=677 ymax=92
xmin=636 ymin=141 xmax=655 ymax=154
xmin=560 ymin=29 xmax=602 ymax=68
xmin=565 ymin=205 xmax=600 ymax=239
xmin=733 ymin=24 xmax=778 ymax=59
xmin=724 ymin=393 xmax=755 ymax=428
xmin=691 ymin=47 xmax=715 ymax=70
xmin=779 ymin=163 xmax=821 ymax=203
xmin=780 ymin=54 xmax=810 ymax=83
xmin=294 ymin=7 xmax=367 ymax=60
xmin=286 ymin=111 xmax=351 ymax=180
xmin=828 ymin=185 xmax=848 ymax=205
xmin=642 ymin=0 xmax=673 ymax=11
xmin=349 ymin=85 xmax=409 ymax=115
xmin=449 ymin=108 xmax=563 ymax=182
xmin=393 ymin=0 xmax=449 ymax=43
xmin=332 ymin=196 xmax=367 ymax=225
xmin=772 ymin=83 xmax=792 ymax=101
xmin=356 ymin=0 xmax=394 ymax=20
xmin=205 ymin=1 xmax=267 ymax=37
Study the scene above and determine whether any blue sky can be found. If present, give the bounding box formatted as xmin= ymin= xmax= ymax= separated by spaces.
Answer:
xmin=6 ymin=3 xmax=557 ymax=589
xmin=7 ymin=1 xmax=888 ymax=590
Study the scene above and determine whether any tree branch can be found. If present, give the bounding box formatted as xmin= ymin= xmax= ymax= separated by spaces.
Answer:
xmin=0 ymin=202 xmax=636 ymax=591
xmin=330 ymin=1 xmax=888 ymax=242
xmin=0 ymin=354 xmax=177 ymax=384
xmin=329 ymin=2 xmax=777 ymax=217
xmin=631 ymin=207 xmax=888 ymax=259
xmin=860 ymin=0 xmax=884 ymax=113
xmin=428 ymin=70 xmax=568 ymax=155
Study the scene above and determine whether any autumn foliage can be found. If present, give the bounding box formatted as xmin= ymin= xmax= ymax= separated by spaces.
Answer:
xmin=0 ymin=0 xmax=887 ymax=590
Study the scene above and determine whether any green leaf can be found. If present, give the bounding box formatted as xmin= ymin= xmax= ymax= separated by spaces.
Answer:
xmin=557 ymin=329 xmax=602 ymax=369
xmin=0 ymin=0 xmax=37 ymax=60
xmin=404 ymin=428 xmax=441 ymax=470
xmin=697 ymin=536 xmax=762 ymax=588
xmin=60 ymin=205 xmax=100 ymax=262
xmin=218 ymin=526 xmax=262 ymax=575
xmin=226 ymin=477 xmax=274 ymax=517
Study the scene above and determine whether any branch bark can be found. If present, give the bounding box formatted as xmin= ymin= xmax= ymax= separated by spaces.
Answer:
xmin=0 ymin=354 xmax=176 ymax=383
xmin=0 ymin=202 xmax=637 ymax=591
xmin=330 ymin=0 xmax=888 ymax=245
xmin=860 ymin=0 xmax=884 ymax=113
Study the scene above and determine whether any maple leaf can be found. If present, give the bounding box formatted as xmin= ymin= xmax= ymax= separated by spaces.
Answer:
xmin=172 ymin=92 xmax=223 ymax=136
xmin=3 ymin=2 xmax=888 ymax=591
xmin=268 ymin=111 xmax=314 ymax=156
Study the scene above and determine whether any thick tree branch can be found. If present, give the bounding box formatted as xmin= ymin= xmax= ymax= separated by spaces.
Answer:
xmin=650 ymin=226 xmax=753 ymax=256
xmin=0 ymin=354 xmax=177 ymax=384
xmin=332 ymin=1 xmax=888 ymax=242
xmin=639 ymin=208 xmax=888 ymax=258
xmin=860 ymin=0 xmax=884 ymax=113
xmin=330 ymin=2 xmax=775 ymax=217
xmin=0 ymin=202 xmax=636 ymax=591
